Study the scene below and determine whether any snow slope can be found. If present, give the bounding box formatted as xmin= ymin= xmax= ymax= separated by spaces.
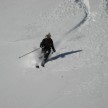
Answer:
xmin=0 ymin=0 xmax=108 ymax=108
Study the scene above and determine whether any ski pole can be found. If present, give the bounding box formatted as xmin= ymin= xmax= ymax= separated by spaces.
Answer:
xmin=19 ymin=47 xmax=41 ymax=59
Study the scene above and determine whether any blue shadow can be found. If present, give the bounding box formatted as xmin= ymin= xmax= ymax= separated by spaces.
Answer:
xmin=48 ymin=50 xmax=82 ymax=62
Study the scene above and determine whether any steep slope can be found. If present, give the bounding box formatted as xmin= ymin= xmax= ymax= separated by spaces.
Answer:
xmin=0 ymin=0 xmax=108 ymax=108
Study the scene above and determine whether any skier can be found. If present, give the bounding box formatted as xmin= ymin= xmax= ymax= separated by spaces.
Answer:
xmin=40 ymin=33 xmax=56 ymax=67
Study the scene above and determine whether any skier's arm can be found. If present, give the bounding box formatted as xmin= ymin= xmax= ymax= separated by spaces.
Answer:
xmin=40 ymin=39 xmax=44 ymax=48
xmin=51 ymin=40 xmax=56 ymax=52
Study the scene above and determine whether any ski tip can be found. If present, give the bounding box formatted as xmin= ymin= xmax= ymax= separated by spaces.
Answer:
xmin=36 ymin=65 xmax=39 ymax=68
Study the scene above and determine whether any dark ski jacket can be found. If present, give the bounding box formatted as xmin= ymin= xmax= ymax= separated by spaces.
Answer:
xmin=40 ymin=38 xmax=55 ymax=52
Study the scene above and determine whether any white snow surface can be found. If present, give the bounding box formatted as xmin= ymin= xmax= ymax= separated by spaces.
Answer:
xmin=0 ymin=0 xmax=108 ymax=108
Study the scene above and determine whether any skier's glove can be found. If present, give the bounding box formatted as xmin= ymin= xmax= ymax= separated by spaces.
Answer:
xmin=52 ymin=50 xmax=56 ymax=54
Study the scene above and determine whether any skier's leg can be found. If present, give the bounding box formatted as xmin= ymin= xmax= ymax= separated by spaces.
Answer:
xmin=41 ymin=50 xmax=47 ymax=67
xmin=41 ymin=50 xmax=50 ymax=67
xmin=44 ymin=50 xmax=50 ymax=62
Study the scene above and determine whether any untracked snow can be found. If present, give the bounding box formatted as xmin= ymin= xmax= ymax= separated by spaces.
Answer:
xmin=0 ymin=0 xmax=108 ymax=108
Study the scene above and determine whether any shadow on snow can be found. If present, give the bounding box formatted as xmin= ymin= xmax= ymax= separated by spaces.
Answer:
xmin=65 ymin=12 xmax=88 ymax=35
xmin=48 ymin=50 xmax=82 ymax=62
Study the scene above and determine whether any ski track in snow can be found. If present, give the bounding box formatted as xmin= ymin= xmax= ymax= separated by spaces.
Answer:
xmin=0 ymin=0 xmax=108 ymax=108
xmin=65 ymin=0 xmax=90 ymax=35
xmin=53 ymin=0 xmax=91 ymax=50
xmin=15 ymin=0 xmax=90 ymax=43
